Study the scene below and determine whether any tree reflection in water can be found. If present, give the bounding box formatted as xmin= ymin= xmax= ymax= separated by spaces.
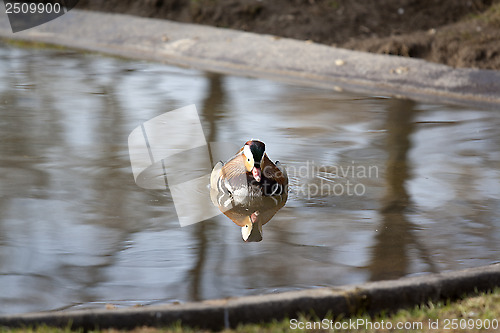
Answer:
xmin=369 ymin=98 xmax=438 ymax=281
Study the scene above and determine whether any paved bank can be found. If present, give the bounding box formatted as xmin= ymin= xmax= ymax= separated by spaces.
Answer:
xmin=1 ymin=264 xmax=499 ymax=330
xmin=1 ymin=9 xmax=500 ymax=107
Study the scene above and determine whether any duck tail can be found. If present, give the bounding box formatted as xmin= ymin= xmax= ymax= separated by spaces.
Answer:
xmin=210 ymin=161 xmax=224 ymax=190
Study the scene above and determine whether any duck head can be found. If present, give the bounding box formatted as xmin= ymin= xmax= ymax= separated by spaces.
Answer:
xmin=242 ymin=140 xmax=265 ymax=183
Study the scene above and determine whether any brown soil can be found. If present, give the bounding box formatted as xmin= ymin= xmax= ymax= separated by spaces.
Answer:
xmin=77 ymin=0 xmax=500 ymax=70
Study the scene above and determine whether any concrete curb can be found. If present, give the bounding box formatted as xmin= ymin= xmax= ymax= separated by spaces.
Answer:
xmin=1 ymin=9 xmax=500 ymax=107
xmin=1 ymin=264 xmax=499 ymax=330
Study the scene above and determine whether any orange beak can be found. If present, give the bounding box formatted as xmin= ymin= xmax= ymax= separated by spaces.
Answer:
xmin=252 ymin=167 xmax=261 ymax=182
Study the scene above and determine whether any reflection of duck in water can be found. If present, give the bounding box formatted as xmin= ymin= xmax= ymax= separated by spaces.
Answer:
xmin=210 ymin=140 xmax=288 ymax=241
xmin=210 ymin=140 xmax=288 ymax=197
xmin=210 ymin=190 xmax=288 ymax=242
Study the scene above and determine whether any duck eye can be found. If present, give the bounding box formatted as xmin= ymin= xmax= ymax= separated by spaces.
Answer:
xmin=247 ymin=158 xmax=251 ymax=162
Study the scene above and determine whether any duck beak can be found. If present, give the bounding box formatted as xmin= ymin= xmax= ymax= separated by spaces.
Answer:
xmin=252 ymin=167 xmax=261 ymax=182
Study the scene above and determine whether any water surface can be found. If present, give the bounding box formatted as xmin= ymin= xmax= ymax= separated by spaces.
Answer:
xmin=0 ymin=43 xmax=499 ymax=314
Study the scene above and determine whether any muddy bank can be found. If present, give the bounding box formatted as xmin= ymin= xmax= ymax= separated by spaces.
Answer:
xmin=77 ymin=0 xmax=500 ymax=70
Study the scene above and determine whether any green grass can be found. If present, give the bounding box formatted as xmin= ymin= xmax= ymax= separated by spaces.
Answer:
xmin=478 ymin=2 xmax=500 ymax=27
xmin=462 ymin=2 xmax=500 ymax=28
xmin=1 ymin=288 xmax=499 ymax=332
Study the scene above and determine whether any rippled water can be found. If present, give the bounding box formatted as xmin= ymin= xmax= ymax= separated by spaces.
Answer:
xmin=0 ymin=43 xmax=499 ymax=315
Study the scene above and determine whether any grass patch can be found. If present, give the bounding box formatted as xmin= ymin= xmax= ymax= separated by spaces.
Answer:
xmin=479 ymin=2 xmax=500 ymax=27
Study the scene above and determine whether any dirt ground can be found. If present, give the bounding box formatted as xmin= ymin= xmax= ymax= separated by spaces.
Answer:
xmin=77 ymin=0 xmax=500 ymax=70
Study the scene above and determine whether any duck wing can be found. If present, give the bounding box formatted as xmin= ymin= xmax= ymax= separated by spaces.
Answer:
xmin=262 ymin=154 xmax=288 ymax=186
xmin=222 ymin=154 xmax=247 ymax=179
xmin=220 ymin=154 xmax=250 ymax=194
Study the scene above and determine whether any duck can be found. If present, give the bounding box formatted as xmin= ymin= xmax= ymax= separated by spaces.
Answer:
xmin=210 ymin=140 xmax=288 ymax=197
